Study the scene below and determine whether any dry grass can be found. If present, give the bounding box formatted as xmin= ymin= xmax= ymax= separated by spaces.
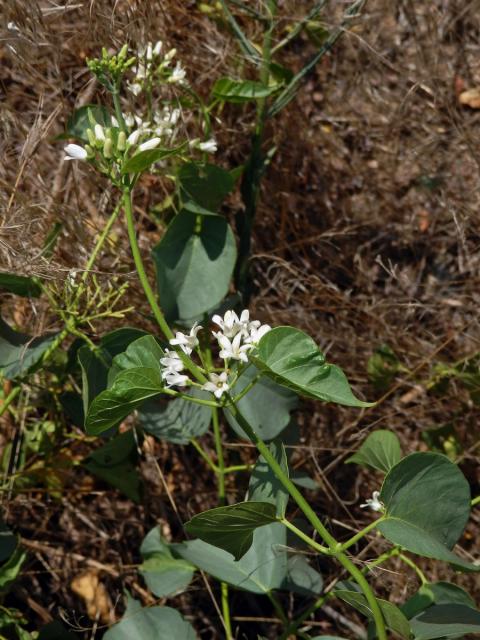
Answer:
xmin=1 ymin=0 xmax=480 ymax=637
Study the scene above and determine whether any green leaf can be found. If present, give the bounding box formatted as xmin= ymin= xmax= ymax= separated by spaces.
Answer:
xmin=378 ymin=452 xmax=477 ymax=571
xmin=107 ymin=335 xmax=163 ymax=385
xmin=184 ymin=502 xmax=278 ymax=561
xmin=212 ymin=77 xmax=280 ymax=103
xmin=152 ymin=210 xmax=236 ymax=322
xmin=178 ymin=162 xmax=235 ymax=214
xmin=174 ymin=523 xmax=287 ymax=594
xmin=410 ymin=604 xmax=480 ymax=639
xmin=122 ymin=145 xmax=186 ymax=175
xmin=0 ymin=546 xmax=26 ymax=591
xmin=225 ymin=364 xmax=298 ymax=440
xmin=0 ymin=317 xmax=59 ymax=379
xmin=347 ymin=430 xmax=402 ymax=473
xmin=335 ymin=590 xmax=411 ymax=638
xmin=85 ymin=367 xmax=163 ymax=435
xmin=139 ymin=527 xmax=195 ymax=598
xmin=291 ymin=471 xmax=319 ymax=490
xmin=402 ymin=581 xmax=475 ymax=619
xmin=104 ymin=595 xmax=197 ymax=640
xmin=0 ymin=273 xmax=42 ymax=298
xmin=0 ymin=520 xmax=17 ymax=564
xmin=281 ymin=554 xmax=323 ymax=596
xmin=83 ymin=430 xmax=142 ymax=502
xmin=139 ymin=391 xmax=211 ymax=445
xmin=248 ymin=440 xmax=289 ymax=517
xmin=64 ymin=105 xmax=111 ymax=142
xmin=251 ymin=326 xmax=372 ymax=407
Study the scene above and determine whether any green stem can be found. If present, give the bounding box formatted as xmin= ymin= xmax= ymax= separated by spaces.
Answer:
xmin=223 ymin=463 xmax=253 ymax=473
xmin=227 ymin=401 xmax=387 ymax=640
xmin=221 ymin=582 xmax=233 ymax=640
xmin=281 ymin=519 xmax=330 ymax=555
xmin=338 ymin=517 xmax=385 ymax=552
xmin=112 ymin=89 xmax=127 ymax=134
xmin=123 ymin=188 xmax=207 ymax=384
xmin=190 ymin=438 xmax=218 ymax=473
xmin=212 ymin=407 xmax=226 ymax=504
xmin=472 ymin=495 xmax=480 ymax=507
xmin=0 ymin=386 xmax=21 ymax=418
xmin=399 ymin=553 xmax=428 ymax=585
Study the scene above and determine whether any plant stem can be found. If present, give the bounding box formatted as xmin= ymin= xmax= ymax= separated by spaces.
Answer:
xmin=472 ymin=495 xmax=480 ymax=507
xmin=338 ymin=517 xmax=384 ymax=552
xmin=122 ymin=188 xmax=207 ymax=384
xmin=281 ymin=519 xmax=330 ymax=555
xmin=112 ymin=89 xmax=127 ymax=133
xmin=212 ymin=407 xmax=226 ymax=504
xmin=221 ymin=582 xmax=233 ymax=640
xmin=399 ymin=553 xmax=428 ymax=585
xmin=227 ymin=401 xmax=387 ymax=640
xmin=223 ymin=463 xmax=253 ymax=473
xmin=0 ymin=386 xmax=21 ymax=418
xmin=190 ymin=438 xmax=218 ymax=473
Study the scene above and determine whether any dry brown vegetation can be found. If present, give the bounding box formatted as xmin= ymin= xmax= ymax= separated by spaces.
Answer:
xmin=1 ymin=0 xmax=480 ymax=638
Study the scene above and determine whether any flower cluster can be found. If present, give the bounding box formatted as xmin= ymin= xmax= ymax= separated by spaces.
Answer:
xmin=127 ymin=40 xmax=186 ymax=96
xmin=158 ymin=310 xmax=271 ymax=400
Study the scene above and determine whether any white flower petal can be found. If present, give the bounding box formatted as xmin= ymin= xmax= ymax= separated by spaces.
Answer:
xmin=64 ymin=144 xmax=88 ymax=160
xmin=138 ymin=137 xmax=161 ymax=152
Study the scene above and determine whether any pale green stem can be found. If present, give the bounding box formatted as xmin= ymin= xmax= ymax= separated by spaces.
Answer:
xmin=223 ymin=464 xmax=253 ymax=473
xmin=221 ymin=582 xmax=233 ymax=640
xmin=281 ymin=519 xmax=330 ymax=555
xmin=399 ymin=553 xmax=428 ymax=585
xmin=472 ymin=495 xmax=480 ymax=507
xmin=190 ymin=438 xmax=218 ymax=473
xmin=338 ymin=516 xmax=385 ymax=552
xmin=0 ymin=386 xmax=21 ymax=418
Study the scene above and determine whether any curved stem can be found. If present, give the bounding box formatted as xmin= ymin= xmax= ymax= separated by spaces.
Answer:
xmin=281 ymin=519 xmax=330 ymax=555
xmin=0 ymin=386 xmax=21 ymax=418
xmin=399 ymin=553 xmax=428 ymax=585
xmin=227 ymin=400 xmax=387 ymax=640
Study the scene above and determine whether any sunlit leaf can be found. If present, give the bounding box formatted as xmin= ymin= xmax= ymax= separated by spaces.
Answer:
xmin=122 ymin=145 xmax=186 ymax=175
xmin=251 ymin=326 xmax=372 ymax=407
xmin=212 ymin=77 xmax=279 ymax=103
xmin=347 ymin=430 xmax=402 ymax=473
xmin=0 ymin=317 xmax=59 ymax=379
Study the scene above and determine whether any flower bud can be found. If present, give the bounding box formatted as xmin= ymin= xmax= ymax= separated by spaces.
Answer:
xmin=117 ymin=131 xmax=126 ymax=151
xmin=103 ymin=138 xmax=113 ymax=158
xmin=86 ymin=128 xmax=96 ymax=146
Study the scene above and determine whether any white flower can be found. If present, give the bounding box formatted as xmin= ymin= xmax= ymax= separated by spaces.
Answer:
xmin=153 ymin=40 xmax=163 ymax=57
xmin=212 ymin=310 xmax=241 ymax=338
xmin=127 ymin=129 xmax=142 ymax=146
xmin=64 ymin=144 xmax=88 ymax=161
xmin=198 ymin=138 xmax=217 ymax=154
xmin=94 ymin=124 xmax=105 ymax=141
xmin=128 ymin=81 xmax=143 ymax=96
xmin=164 ymin=48 xmax=176 ymax=62
xmin=163 ymin=370 xmax=189 ymax=388
xmin=67 ymin=269 xmax=78 ymax=287
xmin=202 ymin=372 xmax=230 ymax=399
xmin=169 ymin=323 xmax=203 ymax=355
xmin=217 ymin=332 xmax=252 ymax=363
xmin=111 ymin=116 xmax=119 ymax=128
xmin=138 ymin=137 xmax=161 ymax=152
xmin=360 ymin=491 xmax=384 ymax=512
xmin=246 ymin=323 xmax=271 ymax=345
xmin=168 ymin=62 xmax=187 ymax=84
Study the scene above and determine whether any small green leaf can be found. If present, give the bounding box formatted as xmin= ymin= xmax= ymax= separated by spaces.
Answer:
xmin=0 ymin=317 xmax=59 ymax=379
xmin=178 ymin=162 xmax=235 ymax=214
xmin=152 ymin=210 xmax=237 ymax=322
xmin=85 ymin=368 xmax=163 ymax=435
xmin=122 ymin=145 xmax=185 ymax=175
xmin=184 ymin=502 xmax=278 ymax=560
xmin=83 ymin=430 xmax=142 ymax=502
xmin=378 ymin=453 xmax=478 ymax=571
xmin=248 ymin=440 xmax=289 ymax=517
xmin=212 ymin=77 xmax=280 ymax=103
xmin=139 ymin=390 xmax=211 ymax=444
xmin=174 ymin=523 xmax=287 ymax=594
xmin=63 ymin=105 xmax=111 ymax=142
xmin=251 ymin=326 xmax=372 ymax=407
xmin=0 ymin=546 xmax=26 ymax=591
xmin=139 ymin=527 xmax=195 ymax=598
xmin=335 ymin=590 xmax=411 ymax=638
xmin=402 ymin=581 xmax=475 ymax=619
xmin=0 ymin=273 xmax=42 ymax=298
xmin=281 ymin=554 xmax=323 ymax=597
xmin=225 ymin=365 xmax=298 ymax=440
xmin=107 ymin=335 xmax=163 ymax=385
xmin=347 ymin=430 xmax=402 ymax=473
xmin=104 ymin=595 xmax=197 ymax=639
xmin=410 ymin=604 xmax=480 ymax=639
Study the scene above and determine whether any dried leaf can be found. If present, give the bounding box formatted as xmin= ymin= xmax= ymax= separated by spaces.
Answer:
xmin=71 ymin=570 xmax=112 ymax=623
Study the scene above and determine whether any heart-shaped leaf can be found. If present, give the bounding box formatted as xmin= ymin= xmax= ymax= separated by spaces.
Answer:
xmin=410 ymin=604 xmax=480 ymax=639
xmin=107 ymin=335 xmax=163 ymax=386
xmin=225 ymin=364 xmax=297 ymax=440
xmin=248 ymin=440 xmax=289 ymax=517
xmin=184 ymin=502 xmax=277 ymax=560
xmin=378 ymin=452 xmax=477 ymax=571
xmin=178 ymin=162 xmax=235 ymax=214
xmin=335 ymin=590 xmax=411 ymax=638
xmin=152 ymin=211 xmax=237 ymax=322
xmin=139 ymin=527 xmax=195 ymax=598
xmin=281 ymin=554 xmax=323 ymax=596
xmin=251 ymin=327 xmax=372 ymax=407
xmin=174 ymin=523 xmax=287 ymax=594
xmin=104 ymin=595 xmax=197 ymax=639
xmin=85 ymin=367 xmax=163 ymax=435
xmin=139 ymin=391 xmax=211 ymax=444
xmin=0 ymin=317 xmax=59 ymax=379
xmin=347 ymin=430 xmax=402 ymax=473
